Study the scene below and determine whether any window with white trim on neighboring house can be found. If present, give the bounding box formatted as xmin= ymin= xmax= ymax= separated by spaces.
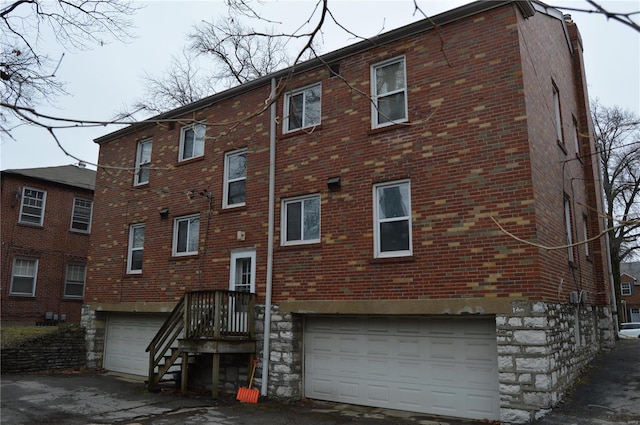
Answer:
xmin=19 ymin=187 xmax=46 ymax=226
xmin=10 ymin=257 xmax=38 ymax=296
xmin=283 ymin=83 xmax=321 ymax=133
xmin=127 ymin=224 xmax=145 ymax=273
xmin=179 ymin=123 xmax=206 ymax=161
xmin=371 ymin=56 xmax=408 ymax=128
xmin=223 ymin=149 xmax=247 ymax=208
xmin=172 ymin=215 xmax=199 ymax=256
xmin=71 ymin=198 xmax=93 ymax=233
xmin=373 ymin=180 xmax=412 ymax=258
xmin=282 ymin=195 xmax=320 ymax=245
xmin=64 ymin=263 xmax=86 ymax=298
xmin=134 ymin=138 xmax=152 ymax=186
xmin=621 ymin=282 xmax=633 ymax=296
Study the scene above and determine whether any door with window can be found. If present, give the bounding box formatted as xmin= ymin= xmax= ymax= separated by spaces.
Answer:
xmin=228 ymin=250 xmax=256 ymax=333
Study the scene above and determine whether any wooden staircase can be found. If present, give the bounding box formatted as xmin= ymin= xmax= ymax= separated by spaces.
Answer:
xmin=146 ymin=290 xmax=256 ymax=396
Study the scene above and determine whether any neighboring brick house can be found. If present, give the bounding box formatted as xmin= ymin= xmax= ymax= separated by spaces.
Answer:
xmin=83 ymin=1 xmax=615 ymax=423
xmin=620 ymin=262 xmax=640 ymax=323
xmin=1 ymin=164 xmax=95 ymax=324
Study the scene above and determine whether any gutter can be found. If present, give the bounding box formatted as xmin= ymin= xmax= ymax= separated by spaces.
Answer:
xmin=261 ymin=77 xmax=276 ymax=395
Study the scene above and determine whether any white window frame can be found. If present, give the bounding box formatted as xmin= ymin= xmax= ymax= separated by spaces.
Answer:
xmin=553 ymin=82 xmax=563 ymax=143
xmin=19 ymin=187 xmax=46 ymax=226
xmin=223 ymin=149 xmax=247 ymax=209
xmin=127 ymin=224 xmax=145 ymax=274
xmin=283 ymin=82 xmax=322 ymax=133
xmin=10 ymin=257 xmax=38 ymax=297
xmin=621 ymin=282 xmax=632 ymax=296
xmin=582 ymin=214 xmax=589 ymax=257
xmin=229 ymin=249 xmax=256 ymax=293
xmin=373 ymin=180 xmax=412 ymax=258
xmin=573 ymin=116 xmax=580 ymax=155
xmin=371 ymin=56 xmax=408 ymax=129
xmin=64 ymin=263 xmax=86 ymax=299
xmin=134 ymin=138 xmax=152 ymax=186
xmin=70 ymin=197 xmax=93 ymax=233
xmin=281 ymin=194 xmax=321 ymax=246
xmin=172 ymin=214 xmax=200 ymax=256
xmin=564 ymin=195 xmax=574 ymax=263
xmin=179 ymin=123 xmax=206 ymax=161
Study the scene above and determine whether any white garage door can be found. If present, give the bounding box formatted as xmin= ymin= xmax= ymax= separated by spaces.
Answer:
xmin=104 ymin=314 xmax=168 ymax=376
xmin=304 ymin=316 xmax=499 ymax=421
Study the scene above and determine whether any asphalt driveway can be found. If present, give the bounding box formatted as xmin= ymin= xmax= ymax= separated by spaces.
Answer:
xmin=1 ymin=340 xmax=639 ymax=425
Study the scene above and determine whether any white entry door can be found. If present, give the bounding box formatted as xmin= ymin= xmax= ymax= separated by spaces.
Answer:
xmin=228 ymin=249 xmax=256 ymax=333
xmin=304 ymin=316 xmax=500 ymax=421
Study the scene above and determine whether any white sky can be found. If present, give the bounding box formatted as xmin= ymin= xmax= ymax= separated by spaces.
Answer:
xmin=1 ymin=0 xmax=638 ymax=171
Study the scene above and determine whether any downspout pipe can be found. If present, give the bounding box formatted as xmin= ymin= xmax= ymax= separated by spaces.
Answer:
xmin=261 ymin=78 xmax=276 ymax=396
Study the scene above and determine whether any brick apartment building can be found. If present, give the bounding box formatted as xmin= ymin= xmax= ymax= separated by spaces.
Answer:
xmin=83 ymin=1 xmax=615 ymax=423
xmin=1 ymin=165 xmax=95 ymax=324
xmin=620 ymin=262 xmax=640 ymax=323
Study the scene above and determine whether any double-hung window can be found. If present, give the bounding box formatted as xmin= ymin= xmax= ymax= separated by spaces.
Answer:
xmin=127 ymin=224 xmax=145 ymax=273
xmin=19 ymin=187 xmax=46 ymax=226
xmin=374 ymin=180 xmax=412 ymax=257
xmin=582 ymin=214 xmax=589 ymax=257
xmin=572 ymin=116 xmax=580 ymax=156
xmin=282 ymin=195 xmax=320 ymax=245
xmin=64 ymin=263 xmax=86 ymax=298
xmin=621 ymin=282 xmax=633 ymax=296
xmin=223 ymin=149 xmax=247 ymax=208
xmin=372 ymin=56 xmax=408 ymax=128
xmin=283 ymin=83 xmax=321 ymax=133
xmin=173 ymin=215 xmax=199 ymax=256
xmin=553 ymin=82 xmax=563 ymax=143
xmin=564 ymin=195 xmax=574 ymax=263
xmin=180 ymin=123 xmax=206 ymax=161
xmin=71 ymin=198 xmax=93 ymax=233
xmin=134 ymin=138 xmax=152 ymax=186
xmin=10 ymin=257 xmax=38 ymax=296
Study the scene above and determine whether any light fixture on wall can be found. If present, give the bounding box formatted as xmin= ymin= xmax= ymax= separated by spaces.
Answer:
xmin=327 ymin=176 xmax=341 ymax=192
xmin=160 ymin=208 xmax=170 ymax=219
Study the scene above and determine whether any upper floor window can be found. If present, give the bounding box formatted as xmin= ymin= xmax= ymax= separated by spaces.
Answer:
xmin=621 ymin=282 xmax=633 ymax=296
xmin=572 ymin=116 xmax=580 ymax=156
xmin=10 ymin=257 xmax=38 ymax=297
xmin=582 ymin=214 xmax=589 ymax=257
xmin=372 ymin=56 xmax=407 ymax=128
xmin=283 ymin=83 xmax=321 ymax=133
xmin=282 ymin=195 xmax=320 ymax=245
xmin=19 ymin=187 xmax=46 ymax=226
xmin=374 ymin=180 xmax=412 ymax=258
xmin=134 ymin=138 xmax=152 ymax=186
xmin=71 ymin=198 xmax=93 ymax=233
xmin=64 ymin=263 xmax=86 ymax=298
xmin=180 ymin=123 xmax=206 ymax=161
xmin=127 ymin=224 xmax=145 ymax=273
xmin=229 ymin=250 xmax=256 ymax=293
xmin=564 ymin=195 xmax=574 ymax=263
xmin=173 ymin=215 xmax=199 ymax=256
xmin=553 ymin=82 xmax=563 ymax=143
xmin=223 ymin=149 xmax=247 ymax=208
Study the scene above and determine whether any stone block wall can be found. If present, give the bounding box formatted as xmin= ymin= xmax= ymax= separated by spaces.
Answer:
xmin=497 ymin=301 xmax=615 ymax=423
xmin=80 ymin=305 xmax=106 ymax=369
xmin=1 ymin=325 xmax=87 ymax=373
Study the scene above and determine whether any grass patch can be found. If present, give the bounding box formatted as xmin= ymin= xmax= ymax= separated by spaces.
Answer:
xmin=0 ymin=326 xmax=59 ymax=348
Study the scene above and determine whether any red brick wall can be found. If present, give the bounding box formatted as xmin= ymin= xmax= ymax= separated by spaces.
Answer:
xmin=86 ymin=4 xmax=607 ymax=308
xmin=1 ymin=174 xmax=92 ymax=323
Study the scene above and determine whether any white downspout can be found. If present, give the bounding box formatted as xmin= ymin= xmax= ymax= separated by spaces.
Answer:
xmin=261 ymin=78 xmax=276 ymax=396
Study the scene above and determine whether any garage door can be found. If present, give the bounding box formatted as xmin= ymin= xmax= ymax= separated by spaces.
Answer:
xmin=104 ymin=314 xmax=168 ymax=376
xmin=304 ymin=316 xmax=499 ymax=421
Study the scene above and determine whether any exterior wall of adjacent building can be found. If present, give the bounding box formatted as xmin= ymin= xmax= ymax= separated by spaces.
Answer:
xmin=83 ymin=2 xmax=614 ymax=423
xmin=1 ymin=172 xmax=93 ymax=324
xmin=620 ymin=272 xmax=640 ymax=322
